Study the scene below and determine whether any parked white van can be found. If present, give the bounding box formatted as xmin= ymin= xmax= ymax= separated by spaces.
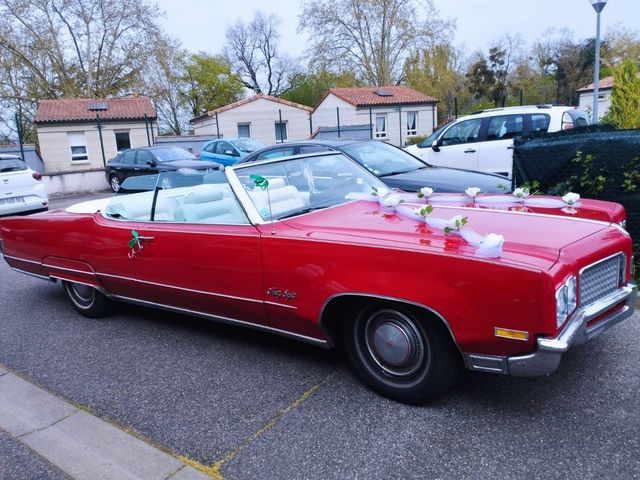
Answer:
xmin=404 ymin=105 xmax=589 ymax=179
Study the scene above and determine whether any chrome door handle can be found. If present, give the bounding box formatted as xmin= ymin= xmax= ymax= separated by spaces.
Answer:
xmin=138 ymin=236 xmax=155 ymax=242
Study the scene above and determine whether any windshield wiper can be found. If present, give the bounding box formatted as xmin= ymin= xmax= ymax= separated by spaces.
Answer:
xmin=275 ymin=203 xmax=334 ymax=220
xmin=378 ymin=169 xmax=416 ymax=177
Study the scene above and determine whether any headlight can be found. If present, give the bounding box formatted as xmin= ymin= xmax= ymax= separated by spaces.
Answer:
xmin=556 ymin=275 xmax=577 ymax=328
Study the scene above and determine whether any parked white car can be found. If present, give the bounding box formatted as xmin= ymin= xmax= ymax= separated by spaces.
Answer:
xmin=404 ymin=105 xmax=589 ymax=179
xmin=0 ymin=155 xmax=48 ymax=216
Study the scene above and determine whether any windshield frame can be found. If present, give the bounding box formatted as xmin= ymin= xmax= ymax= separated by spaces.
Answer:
xmin=227 ymin=151 xmax=388 ymax=224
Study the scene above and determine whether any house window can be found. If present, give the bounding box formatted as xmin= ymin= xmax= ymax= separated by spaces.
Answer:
xmin=115 ymin=131 xmax=131 ymax=152
xmin=407 ymin=112 xmax=418 ymax=136
xmin=67 ymin=132 xmax=88 ymax=161
xmin=375 ymin=115 xmax=387 ymax=138
xmin=237 ymin=123 xmax=251 ymax=138
xmin=275 ymin=121 xmax=288 ymax=142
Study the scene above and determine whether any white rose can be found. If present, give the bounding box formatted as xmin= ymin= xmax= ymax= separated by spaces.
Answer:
xmin=420 ymin=187 xmax=434 ymax=197
xmin=465 ymin=187 xmax=481 ymax=198
xmin=380 ymin=194 xmax=403 ymax=208
xmin=446 ymin=214 xmax=465 ymax=230
xmin=562 ymin=192 xmax=580 ymax=205
xmin=376 ymin=187 xmax=390 ymax=198
xmin=482 ymin=233 xmax=504 ymax=249
xmin=512 ymin=187 xmax=530 ymax=199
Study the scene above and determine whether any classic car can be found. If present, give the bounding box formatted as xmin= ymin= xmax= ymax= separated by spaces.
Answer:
xmin=0 ymin=152 xmax=636 ymax=404
xmin=237 ymin=139 xmax=513 ymax=194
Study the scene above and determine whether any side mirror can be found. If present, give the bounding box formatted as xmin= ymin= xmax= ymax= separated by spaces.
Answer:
xmin=431 ymin=140 xmax=440 ymax=152
xmin=146 ymin=160 xmax=157 ymax=167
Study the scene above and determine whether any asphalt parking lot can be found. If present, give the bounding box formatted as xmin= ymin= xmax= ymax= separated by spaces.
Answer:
xmin=1 ymin=192 xmax=639 ymax=479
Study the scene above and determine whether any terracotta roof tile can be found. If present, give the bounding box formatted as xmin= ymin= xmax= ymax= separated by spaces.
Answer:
xmin=327 ymin=86 xmax=437 ymax=107
xmin=35 ymin=97 xmax=157 ymax=124
xmin=577 ymin=73 xmax=640 ymax=92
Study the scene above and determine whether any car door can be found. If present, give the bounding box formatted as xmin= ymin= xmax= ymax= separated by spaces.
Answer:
xmin=199 ymin=141 xmax=218 ymax=162
xmin=213 ymin=141 xmax=241 ymax=166
xmin=476 ymin=114 xmax=524 ymax=178
xmin=128 ymin=174 xmax=268 ymax=326
xmin=111 ymin=150 xmax=138 ymax=181
xmin=133 ymin=150 xmax=158 ymax=177
xmin=429 ymin=118 xmax=482 ymax=170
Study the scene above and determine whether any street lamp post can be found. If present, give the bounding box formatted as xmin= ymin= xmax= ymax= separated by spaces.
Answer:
xmin=589 ymin=0 xmax=608 ymax=124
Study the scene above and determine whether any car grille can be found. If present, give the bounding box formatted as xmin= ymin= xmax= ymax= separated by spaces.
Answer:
xmin=579 ymin=253 xmax=625 ymax=306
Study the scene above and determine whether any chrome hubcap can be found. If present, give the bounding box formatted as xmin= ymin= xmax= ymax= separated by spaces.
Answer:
xmin=365 ymin=310 xmax=425 ymax=377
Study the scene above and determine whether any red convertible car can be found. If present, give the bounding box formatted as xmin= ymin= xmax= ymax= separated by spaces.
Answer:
xmin=0 ymin=153 xmax=636 ymax=404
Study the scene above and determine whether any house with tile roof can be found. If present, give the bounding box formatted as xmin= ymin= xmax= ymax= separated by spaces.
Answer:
xmin=577 ymin=73 xmax=640 ymax=121
xmin=34 ymin=97 xmax=157 ymax=191
xmin=190 ymin=94 xmax=313 ymax=144
xmin=311 ymin=86 xmax=438 ymax=147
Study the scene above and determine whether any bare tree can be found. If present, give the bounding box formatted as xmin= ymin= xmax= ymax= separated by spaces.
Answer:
xmin=299 ymin=0 xmax=454 ymax=86
xmin=224 ymin=11 xmax=297 ymax=95
xmin=0 ymin=0 xmax=161 ymax=99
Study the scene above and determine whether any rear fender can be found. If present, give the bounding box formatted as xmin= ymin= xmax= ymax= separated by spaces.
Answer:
xmin=42 ymin=256 xmax=106 ymax=293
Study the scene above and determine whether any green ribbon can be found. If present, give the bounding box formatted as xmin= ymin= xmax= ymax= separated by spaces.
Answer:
xmin=128 ymin=230 xmax=140 ymax=249
xmin=250 ymin=174 xmax=269 ymax=190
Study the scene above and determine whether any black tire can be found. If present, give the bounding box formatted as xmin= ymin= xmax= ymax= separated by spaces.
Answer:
xmin=63 ymin=281 xmax=112 ymax=318
xmin=343 ymin=303 xmax=459 ymax=404
xmin=109 ymin=174 xmax=121 ymax=192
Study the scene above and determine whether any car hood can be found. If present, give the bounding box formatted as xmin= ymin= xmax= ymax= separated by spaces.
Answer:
xmin=282 ymin=200 xmax=612 ymax=271
xmin=380 ymin=166 xmax=510 ymax=194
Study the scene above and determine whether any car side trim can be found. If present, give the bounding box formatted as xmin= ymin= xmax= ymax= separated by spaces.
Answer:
xmin=96 ymin=271 xmax=266 ymax=305
xmin=112 ymin=294 xmax=326 ymax=347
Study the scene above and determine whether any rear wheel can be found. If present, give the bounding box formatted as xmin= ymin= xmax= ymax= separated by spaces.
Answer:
xmin=109 ymin=174 xmax=121 ymax=192
xmin=343 ymin=303 xmax=459 ymax=404
xmin=63 ymin=281 xmax=112 ymax=318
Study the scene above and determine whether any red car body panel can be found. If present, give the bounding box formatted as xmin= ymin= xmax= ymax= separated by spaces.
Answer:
xmin=1 ymin=196 xmax=632 ymax=361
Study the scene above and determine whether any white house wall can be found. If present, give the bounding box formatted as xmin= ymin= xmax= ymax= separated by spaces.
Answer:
xmin=312 ymin=94 xmax=437 ymax=146
xmin=37 ymin=121 xmax=155 ymax=174
xmin=192 ymin=98 xmax=312 ymax=144
xmin=311 ymin=96 xmax=358 ymax=129
xmin=578 ymin=90 xmax=611 ymax=121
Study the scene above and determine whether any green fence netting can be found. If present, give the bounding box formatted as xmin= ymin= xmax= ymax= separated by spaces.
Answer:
xmin=513 ymin=125 xmax=640 ymax=268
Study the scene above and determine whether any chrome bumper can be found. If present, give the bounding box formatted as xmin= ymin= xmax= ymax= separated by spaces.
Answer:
xmin=507 ymin=282 xmax=637 ymax=376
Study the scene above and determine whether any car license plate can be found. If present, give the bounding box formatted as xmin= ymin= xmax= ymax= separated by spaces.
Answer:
xmin=0 ymin=196 xmax=24 ymax=205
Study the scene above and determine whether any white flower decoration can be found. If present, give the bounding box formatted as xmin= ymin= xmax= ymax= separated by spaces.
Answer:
xmin=482 ymin=233 xmax=504 ymax=249
xmin=418 ymin=187 xmax=434 ymax=198
xmin=380 ymin=194 xmax=404 ymax=209
xmin=444 ymin=215 xmax=468 ymax=233
xmin=465 ymin=187 xmax=481 ymax=198
xmin=376 ymin=187 xmax=390 ymax=198
xmin=562 ymin=192 xmax=580 ymax=205
xmin=512 ymin=187 xmax=530 ymax=199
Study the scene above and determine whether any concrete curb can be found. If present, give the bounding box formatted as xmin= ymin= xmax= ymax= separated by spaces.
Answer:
xmin=0 ymin=372 xmax=210 ymax=480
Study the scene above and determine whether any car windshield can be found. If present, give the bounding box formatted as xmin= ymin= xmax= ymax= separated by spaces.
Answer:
xmin=154 ymin=147 xmax=197 ymax=162
xmin=340 ymin=141 xmax=426 ymax=176
xmin=0 ymin=158 xmax=28 ymax=172
xmin=232 ymin=138 xmax=265 ymax=153
xmin=418 ymin=123 xmax=449 ymax=147
xmin=234 ymin=153 xmax=387 ymax=220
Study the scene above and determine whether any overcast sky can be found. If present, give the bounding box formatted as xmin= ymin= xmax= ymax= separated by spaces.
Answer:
xmin=155 ymin=0 xmax=640 ymax=60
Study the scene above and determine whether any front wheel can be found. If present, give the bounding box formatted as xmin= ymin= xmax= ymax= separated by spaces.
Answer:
xmin=343 ymin=304 xmax=459 ymax=404
xmin=109 ymin=174 xmax=121 ymax=192
xmin=63 ymin=281 xmax=112 ymax=318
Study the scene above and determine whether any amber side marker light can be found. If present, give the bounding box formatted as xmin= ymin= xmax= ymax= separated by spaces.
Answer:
xmin=494 ymin=328 xmax=529 ymax=341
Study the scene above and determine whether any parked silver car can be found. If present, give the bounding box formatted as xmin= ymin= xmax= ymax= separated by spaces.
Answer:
xmin=0 ymin=155 xmax=48 ymax=216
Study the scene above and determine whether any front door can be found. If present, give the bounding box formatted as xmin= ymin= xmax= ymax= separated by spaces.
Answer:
xmin=429 ymin=118 xmax=482 ymax=171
